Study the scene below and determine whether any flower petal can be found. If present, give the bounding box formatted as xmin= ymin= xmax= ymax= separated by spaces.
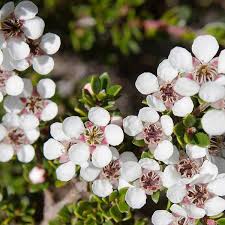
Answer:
xmin=125 ymin=187 xmax=146 ymax=209
xmin=185 ymin=204 xmax=206 ymax=219
xmin=205 ymin=196 xmax=225 ymax=216
xmin=0 ymin=2 xmax=14 ymax=20
xmin=19 ymin=114 xmax=39 ymax=130
xmin=157 ymin=59 xmax=178 ymax=82
xmin=21 ymin=78 xmax=33 ymax=97
xmin=218 ymin=49 xmax=225 ymax=74
xmin=40 ymin=101 xmax=58 ymax=121
xmin=138 ymin=107 xmax=159 ymax=123
xmin=0 ymin=143 xmax=14 ymax=162
xmin=139 ymin=158 xmax=160 ymax=171
xmin=146 ymin=95 xmax=166 ymax=112
xmin=154 ymin=140 xmax=173 ymax=161
xmin=172 ymin=97 xmax=194 ymax=117
xmin=170 ymin=204 xmax=187 ymax=217
xmin=3 ymin=96 xmax=23 ymax=113
xmin=5 ymin=75 xmax=24 ymax=96
xmin=174 ymin=77 xmax=200 ymax=96
xmin=50 ymin=122 xmax=70 ymax=141
xmin=199 ymin=81 xmax=225 ymax=103
xmin=7 ymin=38 xmax=30 ymax=60
xmin=168 ymin=47 xmax=193 ymax=72
xmin=40 ymin=33 xmax=61 ymax=55
xmin=120 ymin=161 xmax=142 ymax=182
xmin=24 ymin=128 xmax=40 ymax=144
xmin=166 ymin=183 xmax=186 ymax=203
xmin=104 ymin=124 xmax=124 ymax=146
xmin=207 ymin=173 xmax=225 ymax=196
xmin=80 ymin=163 xmax=101 ymax=182
xmin=56 ymin=161 xmax=76 ymax=181
xmin=186 ymin=144 xmax=207 ymax=159
xmin=91 ymin=145 xmax=112 ymax=168
xmin=162 ymin=165 xmax=181 ymax=188
xmin=202 ymin=109 xmax=225 ymax=136
xmin=152 ymin=210 xmax=174 ymax=225
xmin=22 ymin=16 xmax=45 ymax=39
xmin=43 ymin=138 xmax=65 ymax=160
xmin=135 ymin=72 xmax=159 ymax=95
xmin=2 ymin=113 xmax=20 ymax=128
xmin=192 ymin=35 xmax=219 ymax=63
xmin=0 ymin=124 xmax=7 ymax=141
xmin=160 ymin=115 xmax=174 ymax=136
xmin=123 ymin=115 xmax=143 ymax=136
xmin=62 ymin=116 xmax=85 ymax=138
xmin=163 ymin=145 xmax=179 ymax=165
xmin=32 ymin=55 xmax=54 ymax=75
xmin=68 ymin=143 xmax=90 ymax=166
xmin=17 ymin=144 xmax=35 ymax=163
xmin=14 ymin=0 xmax=38 ymax=20
xmin=92 ymin=179 xmax=113 ymax=197
xmin=119 ymin=151 xmax=138 ymax=162
xmin=37 ymin=78 xmax=56 ymax=98
xmin=88 ymin=107 xmax=110 ymax=126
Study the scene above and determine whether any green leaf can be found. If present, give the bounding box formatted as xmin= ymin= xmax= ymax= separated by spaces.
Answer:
xmin=174 ymin=122 xmax=185 ymax=137
xmin=109 ymin=191 xmax=118 ymax=202
xmin=91 ymin=76 xmax=101 ymax=94
xmin=193 ymin=132 xmax=210 ymax=147
xmin=117 ymin=201 xmax=129 ymax=213
xmin=217 ymin=218 xmax=225 ymax=225
xmin=184 ymin=132 xmax=194 ymax=144
xmin=183 ymin=114 xmax=196 ymax=128
xmin=106 ymin=85 xmax=122 ymax=96
xmin=141 ymin=151 xmax=153 ymax=159
xmin=109 ymin=205 xmax=122 ymax=222
xmin=151 ymin=191 xmax=160 ymax=204
xmin=100 ymin=72 xmax=110 ymax=90
xmin=132 ymin=139 xmax=145 ymax=147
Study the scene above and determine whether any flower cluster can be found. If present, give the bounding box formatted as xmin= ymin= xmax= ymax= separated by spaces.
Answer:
xmin=1 ymin=2 xmax=225 ymax=223
xmin=0 ymin=1 xmax=59 ymax=163
xmin=43 ymin=106 xmax=124 ymax=181
xmin=40 ymin=34 xmax=225 ymax=223
xmin=0 ymin=1 xmax=60 ymax=102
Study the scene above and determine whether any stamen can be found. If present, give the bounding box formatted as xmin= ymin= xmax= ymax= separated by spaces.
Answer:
xmin=140 ymin=171 xmax=161 ymax=194
xmin=143 ymin=123 xmax=163 ymax=145
xmin=176 ymin=159 xmax=200 ymax=178
xmin=193 ymin=64 xmax=217 ymax=84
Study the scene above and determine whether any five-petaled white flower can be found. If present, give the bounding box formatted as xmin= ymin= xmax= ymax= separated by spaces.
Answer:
xmin=118 ymin=158 xmax=163 ymax=209
xmin=43 ymin=106 xmax=124 ymax=181
xmin=152 ymin=204 xmax=195 ymax=225
xmin=3 ymin=78 xmax=58 ymax=122
xmin=81 ymin=148 xmax=138 ymax=197
xmin=0 ymin=1 xmax=45 ymax=62
xmin=0 ymin=112 xmax=40 ymax=163
xmin=123 ymin=108 xmax=174 ymax=161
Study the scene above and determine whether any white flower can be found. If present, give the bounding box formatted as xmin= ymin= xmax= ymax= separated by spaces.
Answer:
xmin=123 ymin=111 xmax=174 ymax=161
xmin=29 ymin=166 xmax=45 ymax=184
xmin=0 ymin=113 xmax=39 ymax=163
xmin=0 ymin=1 xmax=45 ymax=61
xmin=0 ymin=68 xmax=24 ymax=101
xmin=24 ymin=33 xmax=60 ymax=75
xmin=163 ymin=157 xmax=225 ymax=219
xmin=120 ymin=158 xmax=163 ymax=209
xmin=173 ymin=35 xmax=224 ymax=91
xmin=201 ymin=109 xmax=225 ymax=136
xmin=152 ymin=205 xmax=195 ymax=225
xmin=43 ymin=107 xmax=124 ymax=181
xmin=81 ymin=148 xmax=136 ymax=188
xmin=4 ymin=78 xmax=57 ymax=122
xmin=162 ymin=157 xmax=217 ymax=189
xmin=135 ymin=71 xmax=184 ymax=112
